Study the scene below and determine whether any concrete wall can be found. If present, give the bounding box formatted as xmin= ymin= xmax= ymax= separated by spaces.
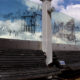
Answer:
xmin=52 ymin=44 xmax=80 ymax=51
xmin=0 ymin=38 xmax=80 ymax=51
xmin=0 ymin=38 xmax=41 ymax=50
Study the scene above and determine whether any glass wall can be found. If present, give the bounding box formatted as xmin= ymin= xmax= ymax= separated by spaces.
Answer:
xmin=0 ymin=0 xmax=80 ymax=45
xmin=0 ymin=0 xmax=42 ymax=41
xmin=52 ymin=12 xmax=80 ymax=45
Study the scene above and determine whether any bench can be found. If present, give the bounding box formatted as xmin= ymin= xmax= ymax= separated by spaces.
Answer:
xmin=0 ymin=49 xmax=59 ymax=80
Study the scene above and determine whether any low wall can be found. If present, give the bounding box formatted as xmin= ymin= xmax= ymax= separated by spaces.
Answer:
xmin=0 ymin=38 xmax=41 ymax=50
xmin=0 ymin=38 xmax=80 ymax=51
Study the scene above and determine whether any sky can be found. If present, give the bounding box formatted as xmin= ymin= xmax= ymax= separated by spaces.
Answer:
xmin=30 ymin=0 xmax=80 ymax=21
xmin=0 ymin=0 xmax=80 ymax=20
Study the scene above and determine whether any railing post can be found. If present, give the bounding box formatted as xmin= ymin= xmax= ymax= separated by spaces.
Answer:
xmin=40 ymin=0 xmax=53 ymax=65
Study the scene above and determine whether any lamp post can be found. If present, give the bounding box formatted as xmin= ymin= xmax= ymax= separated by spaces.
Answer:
xmin=40 ymin=0 xmax=53 ymax=65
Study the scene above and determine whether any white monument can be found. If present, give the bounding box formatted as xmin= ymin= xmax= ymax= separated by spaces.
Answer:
xmin=40 ymin=0 xmax=53 ymax=65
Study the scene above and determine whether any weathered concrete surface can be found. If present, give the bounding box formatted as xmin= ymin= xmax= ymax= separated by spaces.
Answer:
xmin=0 ymin=38 xmax=80 ymax=51
xmin=0 ymin=38 xmax=41 ymax=50
xmin=52 ymin=44 xmax=80 ymax=51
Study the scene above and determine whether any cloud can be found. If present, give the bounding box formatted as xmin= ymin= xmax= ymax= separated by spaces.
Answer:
xmin=23 ymin=0 xmax=41 ymax=10
xmin=30 ymin=0 xmax=41 ymax=4
xmin=60 ymin=4 xmax=80 ymax=20
xmin=0 ymin=19 xmax=42 ymax=41
xmin=52 ymin=35 xmax=75 ymax=44
xmin=28 ymin=0 xmax=80 ymax=21
xmin=23 ymin=0 xmax=64 ymax=10
xmin=0 ymin=19 xmax=26 ymax=32
xmin=33 ymin=0 xmax=64 ymax=10
xmin=51 ymin=0 xmax=64 ymax=10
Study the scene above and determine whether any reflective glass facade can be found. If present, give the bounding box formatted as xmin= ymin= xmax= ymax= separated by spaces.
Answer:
xmin=52 ymin=12 xmax=80 ymax=45
xmin=0 ymin=0 xmax=80 ymax=45
xmin=0 ymin=0 xmax=42 ymax=41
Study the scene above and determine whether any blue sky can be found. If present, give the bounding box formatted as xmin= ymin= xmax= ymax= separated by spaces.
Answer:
xmin=0 ymin=0 xmax=80 ymax=20
xmin=0 ymin=0 xmax=27 ymax=14
xmin=64 ymin=0 xmax=80 ymax=6
xmin=20 ymin=0 xmax=80 ymax=20
xmin=51 ymin=0 xmax=80 ymax=20
xmin=30 ymin=0 xmax=80 ymax=20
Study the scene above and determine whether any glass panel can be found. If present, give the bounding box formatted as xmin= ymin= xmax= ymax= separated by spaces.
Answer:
xmin=0 ymin=0 xmax=42 ymax=41
xmin=0 ymin=0 xmax=80 ymax=45
xmin=52 ymin=12 xmax=80 ymax=45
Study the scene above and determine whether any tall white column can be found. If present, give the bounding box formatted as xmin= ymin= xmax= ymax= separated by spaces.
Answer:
xmin=40 ymin=0 xmax=52 ymax=65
